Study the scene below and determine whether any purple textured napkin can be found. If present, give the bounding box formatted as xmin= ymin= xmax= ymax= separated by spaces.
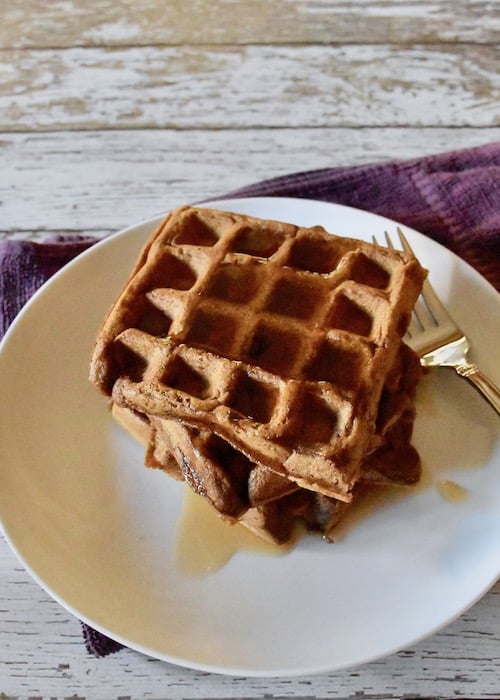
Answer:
xmin=1 ymin=143 xmax=499 ymax=658
xmin=225 ymin=141 xmax=500 ymax=291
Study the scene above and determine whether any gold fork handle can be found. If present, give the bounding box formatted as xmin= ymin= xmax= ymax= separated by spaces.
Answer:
xmin=455 ymin=363 xmax=500 ymax=416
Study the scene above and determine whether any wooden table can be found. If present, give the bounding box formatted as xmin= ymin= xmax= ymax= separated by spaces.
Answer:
xmin=1 ymin=2 xmax=499 ymax=697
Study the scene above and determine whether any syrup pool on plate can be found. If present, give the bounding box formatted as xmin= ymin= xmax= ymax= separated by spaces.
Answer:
xmin=174 ymin=486 xmax=295 ymax=576
xmin=436 ymin=479 xmax=470 ymax=504
xmin=173 ymin=459 xmax=472 ymax=577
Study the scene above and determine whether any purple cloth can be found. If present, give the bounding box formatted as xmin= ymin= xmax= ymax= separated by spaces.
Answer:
xmin=224 ymin=142 xmax=500 ymax=290
xmin=1 ymin=143 xmax=499 ymax=657
xmin=0 ymin=237 xmax=96 ymax=338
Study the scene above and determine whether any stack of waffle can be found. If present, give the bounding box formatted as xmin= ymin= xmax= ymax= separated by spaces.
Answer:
xmin=90 ymin=206 xmax=426 ymax=543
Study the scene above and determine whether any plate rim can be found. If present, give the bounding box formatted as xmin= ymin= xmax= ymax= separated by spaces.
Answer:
xmin=0 ymin=196 xmax=499 ymax=677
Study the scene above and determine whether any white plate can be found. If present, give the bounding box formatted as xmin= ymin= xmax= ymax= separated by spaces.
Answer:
xmin=0 ymin=197 xmax=499 ymax=677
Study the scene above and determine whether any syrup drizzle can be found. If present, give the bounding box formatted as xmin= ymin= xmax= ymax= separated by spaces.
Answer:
xmin=437 ymin=479 xmax=469 ymax=504
xmin=174 ymin=486 xmax=293 ymax=577
xmin=174 ymin=469 xmax=472 ymax=576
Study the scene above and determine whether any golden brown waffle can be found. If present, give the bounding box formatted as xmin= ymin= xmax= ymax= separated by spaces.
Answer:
xmin=155 ymin=341 xmax=421 ymax=503
xmin=106 ymin=298 xmax=423 ymax=535
xmin=112 ymin=403 xmax=183 ymax=479
xmin=108 ymin=336 xmax=422 ymax=543
xmin=90 ymin=206 xmax=426 ymax=502
xmin=111 ymin=399 xmax=417 ymax=544
xmin=239 ymin=489 xmax=351 ymax=545
xmin=182 ymin=342 xmax=420 ymax=541
xmin=111 ymin=388 xmax=419 ymax=545
xmin=361 ymin=341 xmax=421 ymax=485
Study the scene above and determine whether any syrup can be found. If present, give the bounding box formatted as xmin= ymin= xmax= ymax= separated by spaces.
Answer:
xmin=174 ymin=473 xmax=471 ymax=577
xmin=437 ymin=479 xmax=469 ymax=504
xmin=174 ymin=486 xmax=293 ymax=576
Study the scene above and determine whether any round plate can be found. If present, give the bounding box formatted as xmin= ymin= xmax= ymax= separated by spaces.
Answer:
xmin=0 ymin=198 xmax=499 ymax=677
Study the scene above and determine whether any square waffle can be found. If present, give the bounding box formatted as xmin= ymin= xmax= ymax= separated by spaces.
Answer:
xmin=110 ymin=339 xmax=422 ymax=544
xmin=90 ymin=206 xmax=426 ymax=503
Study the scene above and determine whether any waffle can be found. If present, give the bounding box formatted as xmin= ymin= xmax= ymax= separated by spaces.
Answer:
xmin=90 ymin=206 xmax=426 ymax=503
xmin=160 ymin=402 xmax=420 ymax=543
xmin=239 ymin=489 xmax=351 ymax=545
xmin=111 ymin=402 xmax=182 ymax=479
xmin=110 ymin=401 xmax=382 ymax=543
xmin=110 ymin=338 xmax=421 ymax=544
xmin=360 ymin=340 xmax=421 ymax=485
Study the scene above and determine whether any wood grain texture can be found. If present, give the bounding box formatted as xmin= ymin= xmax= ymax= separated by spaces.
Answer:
xmin=1 ymin=128 xmax=499 ymax=237
xmin=1 ymin=0 xmax=499 ymax=48
xmin=1 ymin=44 xmax=499 ymax=131
xmin=1 ymin=1 xmax=499 ymax=697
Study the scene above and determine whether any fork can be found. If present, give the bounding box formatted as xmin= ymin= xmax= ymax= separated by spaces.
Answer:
xmin=376 ymin=228 xmax=500 ymax=415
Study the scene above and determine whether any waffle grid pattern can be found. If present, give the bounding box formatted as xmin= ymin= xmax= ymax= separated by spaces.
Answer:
xmin=91 ymin=206 xmax=426 ymax=502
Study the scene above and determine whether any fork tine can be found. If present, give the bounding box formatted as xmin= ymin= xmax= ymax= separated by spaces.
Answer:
xmin=396 ymin=227 xmax=453 ymax=327
xmin=374 ymin=231 xmax=398 ymax=251
xmin=373 ymin=232 xmax=427 ymax=334
xmin=383 ymin=230 xmax=394 ymax=249
xmin=394 ymin=227 xmax=414 ymax=256
xmin=379 ymin=229 xmax=435 ymax=330
xmin=375 ymin=230 xmax=500 ymax=412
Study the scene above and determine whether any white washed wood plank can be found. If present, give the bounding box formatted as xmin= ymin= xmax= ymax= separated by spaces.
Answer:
xmin=1 ymin=127 xmax=499 ymax=236
xmin=1 ymin=540 xmax=499 ymax=699
xmin=1 ymin=45 xmax=498 ymax=131
xmin=1 ymin=1 xmax=498 ymax=697
xmin=1 ymin=0 xmax=499 ymax=48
